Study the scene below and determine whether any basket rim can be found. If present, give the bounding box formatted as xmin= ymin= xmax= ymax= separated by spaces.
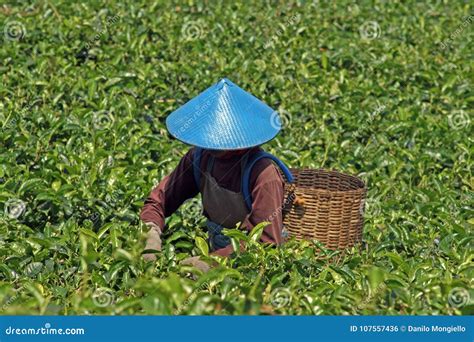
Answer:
xmin=287 ymin=167 xmax=367 ymax=194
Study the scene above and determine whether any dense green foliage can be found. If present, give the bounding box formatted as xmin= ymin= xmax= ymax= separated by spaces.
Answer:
xmin=0 ymin=1 xmax=472 ymax=315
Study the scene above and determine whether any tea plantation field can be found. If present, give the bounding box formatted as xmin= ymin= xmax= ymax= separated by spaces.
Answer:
xmin=0 ymin=1 xmax=472 ymax=315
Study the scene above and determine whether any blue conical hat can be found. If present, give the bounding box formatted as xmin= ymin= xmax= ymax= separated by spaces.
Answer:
xmin=166 ymin=78 xmax=281 ymax=150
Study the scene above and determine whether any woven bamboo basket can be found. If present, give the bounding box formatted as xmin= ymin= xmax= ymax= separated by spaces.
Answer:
xmin=282 ymin=168 xmax=367 ymax=250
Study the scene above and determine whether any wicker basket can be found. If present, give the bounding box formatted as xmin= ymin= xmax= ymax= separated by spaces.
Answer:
xmin=282 ymin=169 xmax=367 ymax=250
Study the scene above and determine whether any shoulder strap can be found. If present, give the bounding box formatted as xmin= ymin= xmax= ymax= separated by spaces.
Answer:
xmin=241 ymin=151 xmax=294 ymax=211
xmin=193 ymin=147 xmax=203 ymax=188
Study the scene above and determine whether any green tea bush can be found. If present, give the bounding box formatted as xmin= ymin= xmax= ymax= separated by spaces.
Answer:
xmin=0 ymin=1 xmax=472 ymax=315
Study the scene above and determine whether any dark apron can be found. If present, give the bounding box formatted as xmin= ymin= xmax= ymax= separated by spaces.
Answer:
xmin=201 ymin=153 xmax=250 ymax=251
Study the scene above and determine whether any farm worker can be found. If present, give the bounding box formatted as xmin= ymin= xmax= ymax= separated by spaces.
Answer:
xmin=140 ymin=78 xmax=293 ymax=267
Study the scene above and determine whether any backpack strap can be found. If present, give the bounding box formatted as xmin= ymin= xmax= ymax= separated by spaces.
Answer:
xmin=241 ymin=151 xmax=294 ymax=211
xmin=192 ymin=147 xmax=203 ymax=188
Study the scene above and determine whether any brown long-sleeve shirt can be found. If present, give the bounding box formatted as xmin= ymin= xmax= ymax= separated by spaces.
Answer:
xmin=140 ymin=147 xmax=285 ymax=257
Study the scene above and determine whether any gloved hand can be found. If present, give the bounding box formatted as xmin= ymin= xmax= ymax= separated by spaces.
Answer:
xmin=180 ymin=256 xmax=213 ymax=273
xmin=143 ymin=222 xmax=162 ymax=262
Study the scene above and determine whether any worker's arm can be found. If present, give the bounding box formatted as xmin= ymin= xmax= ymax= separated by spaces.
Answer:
xmin=212 ymin=161 xmax=285 ymax=257
xmin=140 ymin=148 xmax=199 ymax=230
